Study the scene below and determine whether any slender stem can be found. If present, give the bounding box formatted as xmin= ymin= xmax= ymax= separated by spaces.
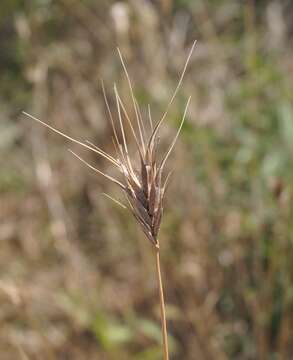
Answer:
xmin=155 ymin=246 xmax=169 ymax=360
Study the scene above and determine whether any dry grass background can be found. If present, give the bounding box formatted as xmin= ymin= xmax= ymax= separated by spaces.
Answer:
xmin=1 ymin=0 xmax=293 ymax=359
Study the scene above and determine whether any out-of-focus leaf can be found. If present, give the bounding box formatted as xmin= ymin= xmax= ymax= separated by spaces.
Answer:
xmin=106 ymin=323 xmax=133 ymax=345
xmin=137 ymin=318 xmax=162 ymax=343
xmin=91 ymin=312 xmax=133 ymax=350
xmin=135 ymin=346 xmax=162 ymax=360
xmin=136 ymin=317 xmax=177 ymax=353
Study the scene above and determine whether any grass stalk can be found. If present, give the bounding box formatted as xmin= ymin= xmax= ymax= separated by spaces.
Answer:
xmin=155 ymin=245 xmax=169 ymax=360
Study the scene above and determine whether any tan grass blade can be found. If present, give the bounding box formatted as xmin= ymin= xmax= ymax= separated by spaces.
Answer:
xmin=114 ymin=85 xmax=128 ymax=151
xmin=23 ymin=111 xmax=119 ymax=168
xmin=101 ymin=192 xmax=127 ymax=209
xmin=101 ymin=80 xmax=121 ymax=151
xmin=159 ymin=96 xmax=191 ymax=172
xmin=115 ymin=89 xmax=141 ymax=152
xmin=134 ymin=97 xmax=147 ymax=141
xmin=68 ymin=150 xmax=125 ymax=189
xmin=114 ymin=85 xmax=138 ymax=182
xmin=162 ymin=171 xmax=173 ymax=196
xmin=117 ymin=48 xmax=146 ymax=155
xmin=148 ymin=104 xmax=154 ymax=132
xmin=147 ymin=40 xmax=197 ymax=150
xmin=85 ymin=140 xmax=125 ymax=175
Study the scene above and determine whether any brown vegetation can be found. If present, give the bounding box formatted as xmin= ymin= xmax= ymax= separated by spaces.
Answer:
xmin=1 ymin=1 xmax=293 ymax=359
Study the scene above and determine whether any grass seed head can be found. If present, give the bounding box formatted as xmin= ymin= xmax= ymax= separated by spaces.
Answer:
xmin=23 ymin=40 xmax=196 ymax=248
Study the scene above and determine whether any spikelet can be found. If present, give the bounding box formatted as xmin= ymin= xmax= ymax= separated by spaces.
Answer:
xmin=23 ymin=40 xmax=196 ymax=248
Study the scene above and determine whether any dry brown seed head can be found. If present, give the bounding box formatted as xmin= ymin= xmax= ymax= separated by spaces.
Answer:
xmin=23 ymin=40 xmax=196 ymax=247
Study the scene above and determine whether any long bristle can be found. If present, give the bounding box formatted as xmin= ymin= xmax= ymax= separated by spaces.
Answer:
xmin=117 ymin=47 xmax=146 ymax=155
xmin=147 ymin=40 xmax=197 ymax=150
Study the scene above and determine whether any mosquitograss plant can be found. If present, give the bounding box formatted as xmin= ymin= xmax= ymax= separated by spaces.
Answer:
xmin=23 ymin=40 xmax=196 ymax=360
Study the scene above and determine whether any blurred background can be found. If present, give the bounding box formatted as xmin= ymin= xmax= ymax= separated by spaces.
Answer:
xmin=1 ymin=0 xmax=293 ymax=359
